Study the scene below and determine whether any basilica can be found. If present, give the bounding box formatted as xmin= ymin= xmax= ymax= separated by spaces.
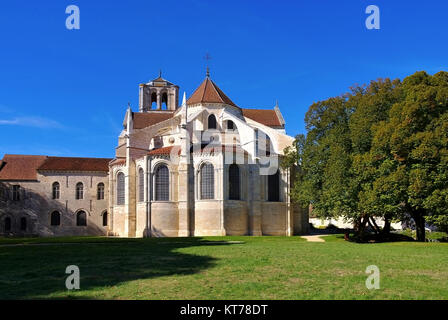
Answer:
xmin=0 ymin=72 xmax=309 ymax=237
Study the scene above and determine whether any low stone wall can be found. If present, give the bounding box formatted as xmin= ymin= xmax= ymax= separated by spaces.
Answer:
xmin=309 ymin=217 xmax=403 ymax=230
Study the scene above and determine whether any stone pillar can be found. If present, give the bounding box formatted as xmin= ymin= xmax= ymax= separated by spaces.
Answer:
xmin=217 ymin=164 xmax=226 ymax=236
xmin=157 ymin=91 xmax=161 ymax=110
xmin=125 ymin=160 xmax=137 ymax=237
xmin=178 ymin=162 xmax=190 ymax=236
xmin=108 ymin=168 xmax=114 ymax=236
xmin=178 ymin=95 xmax=190 ymax=236
xmin=139 ymin=85 xmax=144 ymax=112
xmin=285 ymin=168 xmax=293 ymax=236
xmin=248 ymin=164 xmax=262 ymax=235
xmin=168 ymin=91 xmax=174 ymax=110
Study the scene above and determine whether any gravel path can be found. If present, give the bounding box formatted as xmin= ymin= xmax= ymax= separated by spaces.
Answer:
xmin=301 ymin=235 xmax=326 ymax=242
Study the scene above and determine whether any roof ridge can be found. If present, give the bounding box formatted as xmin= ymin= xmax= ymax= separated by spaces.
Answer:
xmin=210 ymin=79 xmax=224 ymax=102
xmin=46 ymin=156 xmax=112 ymax=160
xmin=201 ymin=78 xmax=208 ymax=102
xmin=3 ymin=154 xmax=47 ymax=158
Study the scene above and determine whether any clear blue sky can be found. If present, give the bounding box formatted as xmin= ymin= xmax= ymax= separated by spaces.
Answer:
xmin=0 ymin=0 xmax=446 ymax=158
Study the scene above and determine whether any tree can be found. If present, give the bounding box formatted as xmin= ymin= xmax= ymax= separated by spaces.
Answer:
xmin=369 ymin=71 xmax=448 ymax=241
xmin=284 ymin=71 xmax=448 ymax=242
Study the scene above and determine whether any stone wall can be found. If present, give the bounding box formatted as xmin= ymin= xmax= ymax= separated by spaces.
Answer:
xmin=0 ymin=171 xmax=108 ymax=237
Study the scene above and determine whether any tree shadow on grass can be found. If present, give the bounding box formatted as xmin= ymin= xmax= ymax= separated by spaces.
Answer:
xmin=0 ymin=237 xmax=238 ymax=299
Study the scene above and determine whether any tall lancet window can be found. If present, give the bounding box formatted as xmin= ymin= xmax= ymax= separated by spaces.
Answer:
xmin=97 ymin=183 xmax=105 ymax=200
xmin=155 ymin=165 xmax=169 ymax=201
xmin=208 ymin=114 xmax=217 ymax=129
xmin=229 ymin=164 xmax=240 ymax=200
xmin=52 ymin=182 xmax=60 ymax=199
xmin=75 ymin=183 xmax=83 ymax=200
xmin=138 ymin=168 xmax=144 ymax=202
xmin=268 ymin=169 xmax=280 ymax=202
xmin=200 ymin=163 xmax=214 ymax=200
xmin=116 ymin=172 xmax=125 ymax=205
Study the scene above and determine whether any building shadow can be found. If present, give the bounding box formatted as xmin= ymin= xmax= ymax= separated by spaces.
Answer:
xmin=0 ymin=237 xmax=238 ymax=299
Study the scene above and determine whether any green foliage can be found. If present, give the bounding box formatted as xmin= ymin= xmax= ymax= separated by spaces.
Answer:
xmin=283 ymin=71 xmax=448 ymax=241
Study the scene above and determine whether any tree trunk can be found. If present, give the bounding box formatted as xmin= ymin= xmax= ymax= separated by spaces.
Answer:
xmin=370 ymin=217 xmax=381 ymax=234
xmin=353 ymin=216 xmax=362 ymax=233
xmin=411 ymin=211 xmax=426 ymax=242
xmin=354 ymin=215 xmax=369 ymax=240
xmin=367 ymin=217 xmax=379 ymax=234
xmin=382 ymin=216 xmax=391 ymax=235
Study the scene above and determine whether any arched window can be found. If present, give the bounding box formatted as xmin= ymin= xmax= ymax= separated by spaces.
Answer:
xmin=208 ymin=114 xmax=217 ymax=129
xmin=155 ymin=165 xmax=169 ymax=201
xmin=4 ymin=217 xmax=11 ymax=232
xmin=20 ymin=217 xmax=27 ymax=231
xmin=268 ymin=169 xmax=280 ymax=202
xmin=265 ymin=136 xmax=272 ymax=154
xmin=52 ymin=182 xmax=60 ymax=199
xmin=227 ymin=120 xmax=235 ymax=130
xmin=51 ymin=211 xmax=61 ymax=226
xmin=102 ymin=211 xmax=108 ymax=227
xmin=76 ymin=211 xmax=87 ymax=226
xmin=116 ymin=172 xmax=125 ymax=205
xmin=161 ymin=92 xmax=168 ymax=110
xmin=138 ymin=168 xmax=144 ymax=202
xmin=97 ymin=183 xmax=105 ymax=200
xmin=75 ymin=182 xmax=83 ymax=200
xmin=229 ymin=164 xmax=240 ymax=200
xmin=200 ymin=163 xmax=214 ymax=200
xmin=151 ymin=92 xmax=157 ymax=110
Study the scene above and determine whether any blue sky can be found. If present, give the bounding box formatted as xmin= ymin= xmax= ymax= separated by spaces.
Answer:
xmin=0 ymin=0 xmax=447 ymax=159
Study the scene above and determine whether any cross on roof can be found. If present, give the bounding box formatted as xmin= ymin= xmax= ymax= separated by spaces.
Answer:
xmin=204 ymin=52 xmax=212 ymax=78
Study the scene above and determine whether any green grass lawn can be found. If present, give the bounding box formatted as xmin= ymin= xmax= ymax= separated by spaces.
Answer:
xmin=0 ymin=235 xmax=447 ymax=300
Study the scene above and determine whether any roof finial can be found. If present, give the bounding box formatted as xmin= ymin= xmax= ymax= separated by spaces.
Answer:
xmin=204 ymin=52 xmax=212 ymax=78
xmin=159 ymin=69 xmax=162 ymax=78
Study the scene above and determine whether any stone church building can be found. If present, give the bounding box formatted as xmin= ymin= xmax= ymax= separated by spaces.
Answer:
xmin=0 ymin=73 xmax=309 ymax=237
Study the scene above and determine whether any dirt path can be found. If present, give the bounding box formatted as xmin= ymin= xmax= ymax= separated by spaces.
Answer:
xmin=301 ymin=235 xmax=326 ymax=242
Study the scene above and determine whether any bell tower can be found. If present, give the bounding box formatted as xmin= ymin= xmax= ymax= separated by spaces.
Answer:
xmin=139 ymin=71 xmax=179 ymax=112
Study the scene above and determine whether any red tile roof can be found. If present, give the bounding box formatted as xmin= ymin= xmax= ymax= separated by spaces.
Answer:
xmin=38 ymin=156 xmax=111 ymax=172
xmin=187 ymin=78 xmax=238 ymax=107
xmin=147 ymin=145 xmax=248 ymax=157
xmin=242 ymin=109 xmax=283 ymax=127
xmin=132 ymin=111 xmax=175 ymax=129
xmin=109 ymin=158 xmax=126 ymax=166
xmin=148 ymin=146 xmax=181 ymax=156
xmin=0 ymin=155 xmax=48 ymax=181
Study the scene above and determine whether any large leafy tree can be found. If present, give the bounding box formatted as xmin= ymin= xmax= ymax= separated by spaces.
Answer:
xmin=284 ymin=71 xmax=448 ymax=241
xmin=349 ymin=78 xmax=403 ymax=234
xmin=369 ymin=71 xmax=448 ymax=241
